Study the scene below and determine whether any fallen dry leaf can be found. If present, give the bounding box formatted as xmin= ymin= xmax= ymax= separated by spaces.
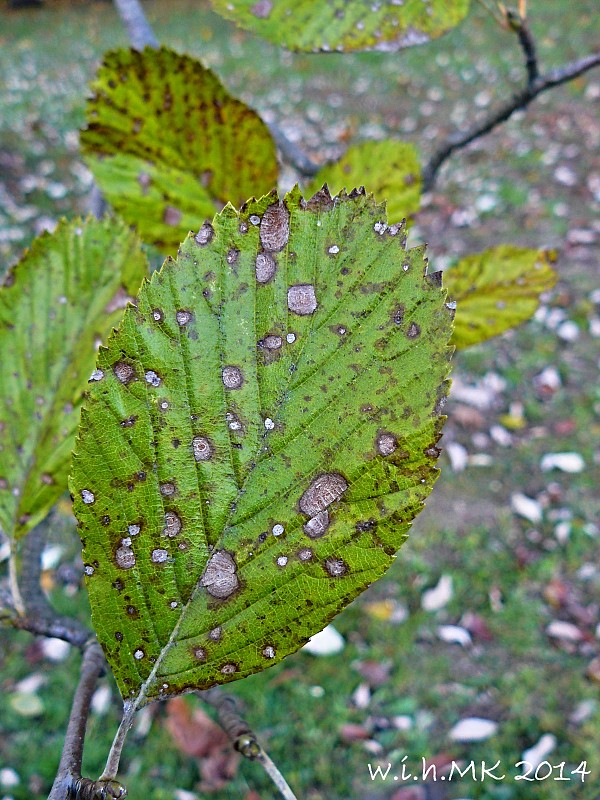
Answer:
xmin=165 ymin=697 xmax=240 ymax=791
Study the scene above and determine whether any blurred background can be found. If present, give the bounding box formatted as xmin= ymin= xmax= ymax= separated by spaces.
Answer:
xmin=0 ymin=1 xmax=599 ymax=798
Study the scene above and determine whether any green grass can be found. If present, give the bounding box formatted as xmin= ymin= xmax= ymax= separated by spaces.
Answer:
xmin=1 ymin=1 xmax=599 ymax=798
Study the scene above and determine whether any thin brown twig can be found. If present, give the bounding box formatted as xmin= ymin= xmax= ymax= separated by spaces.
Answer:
xmin=422 ymin=50 xmax=600 ymax=191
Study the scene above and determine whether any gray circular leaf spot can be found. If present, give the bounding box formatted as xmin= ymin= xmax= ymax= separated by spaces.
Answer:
xmin=222 ymin=365 xmax=244 ymax=390
xmin=324 ymin=557 xmax=348 ymax=577
xmin=192 ymin=436 xmax=213 ymax=462
xmin=81 ymin=489 xmax=95 ymax=505
xmin=376 ymin=432 xmax=397 ymax=456
xmin=144 ymin=370 xmax=161 ymax=387
xmin=176 ymin=310 xmax=192 ymax=327
xmin=200 ymin=550 xmax=239 ymax=599
xmin=299 ymin=473 xmax=348 ymax=517
xmin=160 ymin=482 xmax=176 ymax=497
xmin=115 ymin=546 xmax=136 ymax=570
xmin=261 ymin=335 xmax=282 ymax=350
xmin=195 ymin=222 xmax=214 ymax=246
xmin=303 ymin=509 xmax=330 ymax=539
xmin=262 ymin=645 xmax=276 ymax=659
xmin=288 ymin=284 xmax=318 ymax=315
xmin=255 ymin=252 xmax=277 ymax=283
xmin=113 ymin=361 xmax=135 ymax=384
xmin=260 ymin=201 xmax=290 ymax=252
xmin=163 ymin=511 xmax=181 ymax=537
xmin=151 ymin=548 xmax=169 ymax=564
xmin=221 ymin=663 xmax=238 ymax=674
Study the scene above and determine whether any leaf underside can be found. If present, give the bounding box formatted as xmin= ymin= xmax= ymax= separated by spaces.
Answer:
xmin=306 ymin=141 xmax=422 ymax=223
xmin=0 ymin=217 xmax=147 ymax=540
xmin=209 ymin=0 xmax=471 ymax=53
xmin=71 ymin=187 xmax=453 ymax=706
xmin=445 ymin=246 xmax=557 ymax=350
xmin=81 ymin=47 xmax=279 ymax=250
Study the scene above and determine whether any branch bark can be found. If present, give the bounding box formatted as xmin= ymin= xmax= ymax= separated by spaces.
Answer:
xmin=3 ymin=524 xmax=92 ymax=649
xmin=422 ymin=49 xmax=600 ymax=191
xmin=47 ymin=639 xmax=109 ymax=800
xmin=113 ymin=0 xmax=158 ymax=50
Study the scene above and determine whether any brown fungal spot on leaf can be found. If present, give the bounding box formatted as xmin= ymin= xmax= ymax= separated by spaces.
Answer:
xmin=324 ymin=557 xmax=348 ymax=577
xmin=176 ymin=309 xmax=192 ymax=327
xmin=299 ymin=473 xmax=348 ymax=517
xmin=113 ymin=361 xmax=135 ymax=384
xmin=192 ymin=436 xmax=213 ymax=462
xmin=160 ymin=482 xmax=176 ymax=497
xmin=298 ymin=548 xmax=313 ymax=562
xmin=152 ymin=308 xmax=163 ymax=322
xmin=133 ymin=648 xmax=145 ymax=660
xmin=220 ymin=663 xmax=238 ymax=675
xmin=120 ymin=415 xmax=137 ymax=428
xmin=89 ymin=368 xmax=104 ymax=382
xmin=200 ymin=551 xmax=239 ymax=599
xmin=255 ymin=252 xmax=277 ymax=283
xmin=41 ymin=473 xmax=54 ymax=486
xmin=303 ymin=510 xmax=330 ymax=539
xmin=115 ymin=632 xmax=123 ymax=642
xmin=163 ymin=511 xmax=182 ymax=537
xmin=251 ymin=0 xmax=272 ymax=19
xmin=288 ymin=284 xmax=318 ymax=316
xmin=276 ymin=555 xmax=288 ymax=567
xmin=306 ymin=185 xmax=334 ymax=211
xmin=262 ymin=645 xmax=276 ymax=659
xmin=222 ymin=365 xmax=244 ymax=390
xmin=195 ymin=222 xmax=214 ymax=246
xmin=407 ymin=321 xmax=421 ymax=339
xmin=260 ymin=201 xmax=290 ymax=252
xmin=115 ymin=545 xmax=136 ymax=570
xmin=163 ymin=206 xmax=182 ymax=227
xmin=376 ymin=432 xmax=397 ymax=456
xmin=208 ymin=626 xmax=222 ymax=641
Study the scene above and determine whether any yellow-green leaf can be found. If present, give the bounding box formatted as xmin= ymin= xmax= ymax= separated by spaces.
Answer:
xmin=81 ymin=47 xmax=279 ymax=250
xmin=70 ymin=187 xmax=453 ymax=707
xmin=306 ymin=141 xmax=422 ymax=223
xmin=446 ymin=246 xmax=557 ymax=350
xmin=0 ymin=217 xmax=147 ymax=540
xmin=210 ymin=0 xmax=471 ymax=53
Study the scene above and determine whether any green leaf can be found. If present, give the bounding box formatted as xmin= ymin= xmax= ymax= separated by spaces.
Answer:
xmin=446 ymin=245 xmax=557 ymax=350
xmin=209 ymin=0 xmax=471 ymax=53
xmin=0 ymin=217 xmax=147 ymax=541
xmin=81 ymin=47 xmax=279 ymax=251
xmin=70 ymin=187 xmax=452 ymax=706
xmin=305 ymin=141 xmax=422 ymax=223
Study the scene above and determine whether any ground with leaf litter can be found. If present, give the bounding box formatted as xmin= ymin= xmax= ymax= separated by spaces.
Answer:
xmin=0 ymin=1 xmax=598 ymax=799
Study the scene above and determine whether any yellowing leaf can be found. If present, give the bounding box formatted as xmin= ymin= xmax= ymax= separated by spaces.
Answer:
xmin=306 ymin=141 xmax=422 ymax=223
xmin=446 ymin=246 xmax=557 ymax=350
xmin=70 ymin=187 xmax=453 ymax=709
xmin=81 ymin=47 xmax=279 ymax=250
xmin=210 ymin=0 xmax=471 ymax=53
xmin=0 ymin=217 xmax=147 ymax=540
